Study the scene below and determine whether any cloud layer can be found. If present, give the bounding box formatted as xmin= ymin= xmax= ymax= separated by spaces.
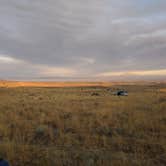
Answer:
xmin=0 ymin=0 xmax=166 ymax=80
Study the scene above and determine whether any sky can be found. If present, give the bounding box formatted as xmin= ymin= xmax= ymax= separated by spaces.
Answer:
xmin=0 ymin=0 xmax=166 ymax=81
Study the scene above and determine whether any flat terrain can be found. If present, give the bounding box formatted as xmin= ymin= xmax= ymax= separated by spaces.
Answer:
xmin=0 ymin=80 xmax=153 ymax=88
xmin=0 ymin=83 xmax=166 ymax=165
xmin=0 ymin=80 xmax=113 ymax=88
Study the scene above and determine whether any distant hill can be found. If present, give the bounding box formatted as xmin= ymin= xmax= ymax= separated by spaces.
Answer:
xmin=0 ymin=80 xmax=114 ymax=88
xmin=0 ymin=80 xmax=163 ymax=88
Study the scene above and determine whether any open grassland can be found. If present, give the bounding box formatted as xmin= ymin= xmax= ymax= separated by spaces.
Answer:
xmin=0 ymin=81 xmax=113 ymax=88
xmin=0 ymin=80 xmax=155 ymax=88
xmin=0 ymin=83 xmax=166 ymax=166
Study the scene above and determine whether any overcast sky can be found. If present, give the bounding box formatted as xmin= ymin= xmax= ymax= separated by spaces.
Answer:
xmin=0 ymin=0 xmax=166 ymax=81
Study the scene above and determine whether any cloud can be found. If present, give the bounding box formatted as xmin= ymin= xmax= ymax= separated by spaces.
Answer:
xmin=0 ymin=54 xmax=76 ymax=79
xmin=0 ymin=0 xmax=166 ymax=80
xmin=99 ymin=69 xmax=166 ymax=77
xmin=126 ymin=29 xmax=166 ymax=46
xmin=0 ymin=55 xmax=22 ymax=64
xmin=36 ymin=65 xmax=76 ymax=77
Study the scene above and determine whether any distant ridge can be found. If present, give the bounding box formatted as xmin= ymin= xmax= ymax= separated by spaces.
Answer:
xmin=0 ymin=80 xmax=112 ymax=88
xmin=0 ymin=80 xmax=163 ymax=88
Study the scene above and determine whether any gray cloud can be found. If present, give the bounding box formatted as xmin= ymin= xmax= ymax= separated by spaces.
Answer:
xmin=0 ymin=0 xmax=166 ymax=80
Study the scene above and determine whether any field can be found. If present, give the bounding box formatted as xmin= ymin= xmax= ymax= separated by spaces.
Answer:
xmin=0 ymin=82 xmax=166 ymax=166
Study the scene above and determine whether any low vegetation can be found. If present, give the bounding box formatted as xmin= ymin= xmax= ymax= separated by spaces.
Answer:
xmin=0 ymin=83 xmax=166 ymax=165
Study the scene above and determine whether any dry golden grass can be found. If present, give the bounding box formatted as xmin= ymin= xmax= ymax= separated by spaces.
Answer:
xmin=160 ymin=88 xmax=166 ymax=92
xmin=0 ymin=81 xmax=113 ymax=88
xmin=0 ymin=82 xmax=166 ymax=165
xmin=0 ymin=80 xmax=154 ymax=88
